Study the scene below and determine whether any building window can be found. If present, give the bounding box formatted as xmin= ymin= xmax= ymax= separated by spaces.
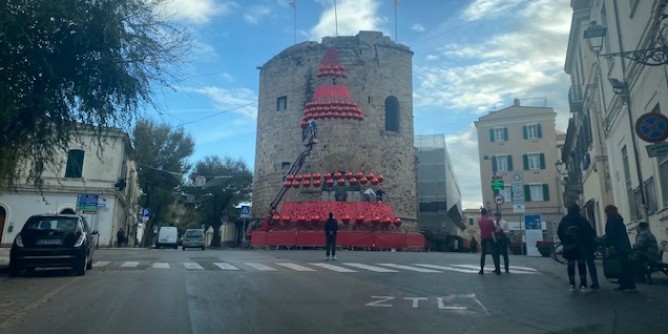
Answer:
xmin=493 ymin=155 xmax=512 ymax=172
xmin=385 ymin=96 xmax=400 ymax=132
xmin=523 ymin=153 xmax=545 ymax=170
xmin=276 ymin=96 xmax=287 ymax=111
xmin=490 ymin=127 xmax=508 ymax=142
xmin=468 ymin=218 xmax=474 ymax=226
xmin=523 ymin=124 xmax=542 ymax=140
xmin=644 ymin=177 xmax=657 ymax=214
xmin=64 ymin=149 xmax=85 ymax=178
xmin=524 ymin=184 xmax=549 ymax=202
xmin=281 ymin=161 xmax=291 ymax=171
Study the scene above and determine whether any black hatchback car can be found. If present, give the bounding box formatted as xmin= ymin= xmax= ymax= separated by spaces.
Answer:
xmin=9 ymin=214 xmax=98 ymax=277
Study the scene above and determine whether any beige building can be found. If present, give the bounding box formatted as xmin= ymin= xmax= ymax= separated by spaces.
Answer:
xmin=475 ymin=100 xmax=563 ymax=244
xmin=564 ymin=0 xmax=668 ymax=245
xmin=0 ymin=127 xmax=140 ymax=247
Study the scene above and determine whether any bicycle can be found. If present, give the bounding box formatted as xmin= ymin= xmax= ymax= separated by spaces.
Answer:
xmin=551 ymin=240 xmax=604 ymax=265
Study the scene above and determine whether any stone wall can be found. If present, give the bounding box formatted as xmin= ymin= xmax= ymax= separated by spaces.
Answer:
xmin=253 ymin=31 xmax=417 ymax=231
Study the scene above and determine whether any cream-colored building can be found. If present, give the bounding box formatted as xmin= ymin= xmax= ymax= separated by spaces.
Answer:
xmin=564 ymin=0 xmax=668 ymax=244
xmin=0 ymin=127 xmax=140 ymax=247
xmin=475 ymin=100 xmax=563 ymax=243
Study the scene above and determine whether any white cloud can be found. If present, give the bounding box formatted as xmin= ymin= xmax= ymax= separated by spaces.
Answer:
xmin=162 ymin=0 xmax=237 ymax=24
xmin=425 ymin=54 xmax=439 ymax=61
xmin=182 ymin=86 xmax=257 ymax=118
xmin=462 ymin=0 xmax=527 ymax=21
xmin=243 ymin=5 xmax=272 ymax=25
xmin=445 ymin=125 xmax=482 ymax=210
xmin=190 ymin=40 xmax=218 ymax=61
xmin=309 ymin=0 xmax=384 ymax=40
xmin=412 ymin=23 xmax=425 ymax=32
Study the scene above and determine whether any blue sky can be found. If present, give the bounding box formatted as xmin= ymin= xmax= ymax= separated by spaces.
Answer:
xmin=147 ymin=0 xmax=573 ymax=210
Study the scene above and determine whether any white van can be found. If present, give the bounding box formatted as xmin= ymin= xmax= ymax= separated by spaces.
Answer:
xmin=156 ymin=226 xmax=178 ymax=249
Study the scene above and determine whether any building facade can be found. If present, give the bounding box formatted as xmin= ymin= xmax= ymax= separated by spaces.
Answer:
xmin=0 ymin=128 xmax=140 ymax=247
xmin=252 ymin=31 xmax=418 ymax=230
xmin=564 ymin=0 xmax=668 ymax=244
xmin=415 ymin=134 xmax=464 ymax=233
xmin=475 ymin=100 xmax=563 ymax=251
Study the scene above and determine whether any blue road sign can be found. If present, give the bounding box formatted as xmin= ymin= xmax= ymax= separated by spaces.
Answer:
xmin=77 ymin=194 xmax=99 ymax=212
xmin=524 ymin=214 xmax=542 ymax=230
xmin=141 ymin=208 xmax=150 ymax=219
xmin=636 ymin=113 xmax=668 ymax=143
xmin=240 ymin=205 xmax=250 ymax=217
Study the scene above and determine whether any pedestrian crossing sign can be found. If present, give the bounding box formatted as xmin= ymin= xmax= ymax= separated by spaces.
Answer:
xmin=240 ymin=205 xmax=250 ymax=217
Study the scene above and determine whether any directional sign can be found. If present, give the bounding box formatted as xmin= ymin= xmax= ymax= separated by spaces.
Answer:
xmin=646 ymin=142 xmax=668 ymax=158
xmin=494 ymin=195 xmax=505 ymax=205
xmin=240 ymin=205 xmax=251 ymax=218
xmin=635 ymin=113 xmax=668 ymax=143
xmin=77 ymin=194 xmax=99 ymax=213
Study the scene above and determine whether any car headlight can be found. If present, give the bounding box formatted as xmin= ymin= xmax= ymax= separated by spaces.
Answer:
xmin=74 ymin=233 xmax=86 ymax=247
xmin=15 ymin=234 xmax=24 ymax=248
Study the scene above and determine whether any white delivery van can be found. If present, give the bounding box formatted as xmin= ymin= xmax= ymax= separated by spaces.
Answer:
xmin=156 ymin=226 xmax=178 ymax=249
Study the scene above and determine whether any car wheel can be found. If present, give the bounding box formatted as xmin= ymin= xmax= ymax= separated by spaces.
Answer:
xmin=156 ymin=244 xmax=161 ymax=249
xmin=201 ymin=247 xmax=205 ymax=250
xmin=182 ymin=246 xmax=186 ymax=250
xmin=8 ymin=264 xmax=20 ymax=278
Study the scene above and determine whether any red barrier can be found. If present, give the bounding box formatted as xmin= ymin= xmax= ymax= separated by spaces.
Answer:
xmin=264 ymin=231 xmax=296 ymax=246
xmin=337 ymin=232 xmax=375 ymax=247
xmin=406 ymin=233 xmax=426 ymax=248
xmin=250 ymin=231 xmax=266 ymax=247
xmin=296 ymin=231 xmax=325 ymax=246
xmin=374 ymin=233 xmax=406 ymax=249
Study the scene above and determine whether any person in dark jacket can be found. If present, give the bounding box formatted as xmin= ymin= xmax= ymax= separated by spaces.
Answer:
xmin=324 ymin=212 xmax=339 ymax=260
xmin=604 ymin=204 xmax=636 ymax=292
xmin=557 ymin=203 xmax=596 ymax=293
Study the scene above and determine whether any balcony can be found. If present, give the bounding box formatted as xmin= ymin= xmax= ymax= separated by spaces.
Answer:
xmin=569 ymin=85 xmax=584 ymax=113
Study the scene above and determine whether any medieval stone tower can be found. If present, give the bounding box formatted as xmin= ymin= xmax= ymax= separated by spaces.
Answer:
xmin=253 ymin=31 xmax=417 ymax=231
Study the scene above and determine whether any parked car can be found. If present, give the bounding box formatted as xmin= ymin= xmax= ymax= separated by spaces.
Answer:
xmin=181 ymin=229 xmax=206 ymax=250
xmin=9 ymin=214 xmax=98 ymax=277
xmin=156 ymin=226 xmax=178 ymax=249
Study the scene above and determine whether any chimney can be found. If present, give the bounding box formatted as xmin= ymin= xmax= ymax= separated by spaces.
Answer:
xmin=513 ymin=98 xmax=520 ymax=106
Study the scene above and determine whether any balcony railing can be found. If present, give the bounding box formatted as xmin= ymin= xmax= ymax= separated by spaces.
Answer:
xmin=569 ymin=85 xmax=584 ymax=113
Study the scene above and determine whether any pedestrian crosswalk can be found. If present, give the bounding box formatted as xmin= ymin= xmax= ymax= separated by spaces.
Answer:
xmin=90 ymin=260 xmax=539 ymax=275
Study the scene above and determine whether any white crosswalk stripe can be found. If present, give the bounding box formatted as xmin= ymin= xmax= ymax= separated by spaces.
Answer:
xmin=414 ymin=264 xmax=479 ymax=273
xmin=93 ymin=261 xmax=110 ymax=267
xmin=342 ymin=263 xmax=399 ymax=272
xmin=214 ymin=263 xmax=241 ymax=271
xmin=244 ymin=263 xmax=278 ymax=271
xmin=451 ymin=264 xmax=538 ymax=274
xmin=276 ymin=263 xmax=317 ymax=272
xmin=378 ymin=263 xmax=442 ymax=273
xmin=309 ymin=263 xmax=358 ymax=272
xmin=152 ymin=262 xmax=170 ymax=269
xmin=183 ymin=262 xmax=205 ymax=270
xmin=120 ymin=261 xmax=139 ymax=268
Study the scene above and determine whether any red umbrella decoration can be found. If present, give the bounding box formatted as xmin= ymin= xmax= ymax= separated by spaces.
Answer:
xmin=292 ymin=180 xmax=300 ymax=188
xmin=303 ymin=179 xmax=311 ymax=187
xmin=344 ymin=171 xmax=353 ymax=179
xmin=342 ymin=215 xmax=351 ymax=224
xmin=377 ymin=175 xmax=384 ymax=182
xmin=359 ymin=176 xmax=368 ymax=185
xmin=284 ymin=181 xmax=292 ymax=188
xmin=323 ymin=172 xmax=332 ymax=180
xmin=337 ymin=178 xmax=346 ymax=186
xmin=354 ymin=171 xmax=363 ymax=179
xmin=370 ymin=177 xmax=379 ymax=185
xmin=326 ymin=178 xmax=334 ymax=187
xmin=334 ymin=171 xmax=342 ymax=179
xmin=393 ymin=218 xmax=402 ymax=227
xmin=313 ymin=179 xmax=322 ymax=187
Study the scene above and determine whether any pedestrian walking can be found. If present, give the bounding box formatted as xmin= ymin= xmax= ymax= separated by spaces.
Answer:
xmin=604 ymin=205 xmax=636 ymax=292
xmin=494 ymin=212 xmax=510 ymax=273
xmin=324 ymin=212 xmax=339 ymax=260
xmin=478 ymin=208 xmax=500 ymax=275
xmin=117 ymin=229 xmax=125 ymax=248
xmin=558 ymin=203 xmax=595 ymax=293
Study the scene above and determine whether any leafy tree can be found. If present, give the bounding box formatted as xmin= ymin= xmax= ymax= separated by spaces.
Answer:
xmin=0 ymin=0 xmax=188 ymax=188
xmin=184 ymin=156 xmax=253 ymax=248
xmin=132 ymin=119 xmax=194 ymax=246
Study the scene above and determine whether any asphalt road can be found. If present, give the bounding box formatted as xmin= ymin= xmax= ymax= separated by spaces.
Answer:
xmin=1 ymin=248 xmax=668 ymax=334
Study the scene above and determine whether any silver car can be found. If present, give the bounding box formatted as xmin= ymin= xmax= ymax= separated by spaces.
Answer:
xmin=181 ymin=229 xmax=205 ymax=250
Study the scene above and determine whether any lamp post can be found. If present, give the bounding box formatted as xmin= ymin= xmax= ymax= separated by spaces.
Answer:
xmin=583 ymin=20 xmax=650 ymax=222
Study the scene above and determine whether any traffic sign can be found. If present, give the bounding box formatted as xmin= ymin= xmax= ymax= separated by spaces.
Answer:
xmin=513 ymin=204 xmax=525 ymax=213
xmin=77 ymin=194 xmax=99 ymax=213
xmin=494 ymin=195 xmax=505 ymax=205
xmin=635 ymin=112 xmax=668 ymax=143
xmin=141 ymin=208 xmax=150 ymax=222
xmin=240 ymin=205 xmax=250 ymax=218
xmin=646 ymin=142 xmax=668 ymax=157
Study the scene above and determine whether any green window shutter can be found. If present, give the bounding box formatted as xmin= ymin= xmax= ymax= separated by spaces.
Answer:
xmin=503 ymin=128 xmax=508 ymax=141
xmin=537 ymin=124 xmax=542 ymax=138
xmin=523 ymin=126 xmax=528 ymax=139
xmin=492 ymin=157 xmax=497 ymax=172
xmin=543 ymin=184 xmax=550 ymax=201
xmin=507 ymin=156 xmax=513 ymax=171
xmin=523 ymin=154 xmax=528 ymax=170
xmin=524 ymin=185 xmax=531 ymax=202
xmin=540 ymin=153 xmax=545 ymax=169
xmin=489 ymin=129 xmax=495 ymax=142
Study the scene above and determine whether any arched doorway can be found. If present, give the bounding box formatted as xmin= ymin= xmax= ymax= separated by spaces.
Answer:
xmin=60 ymin=208 xmax=76 ymax=214
xmin=0 ymin=206 xmax=6 ymax=244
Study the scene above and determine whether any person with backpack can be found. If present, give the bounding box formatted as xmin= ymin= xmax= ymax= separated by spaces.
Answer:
xmin=558 ymin=203 xmax=595 ymax=293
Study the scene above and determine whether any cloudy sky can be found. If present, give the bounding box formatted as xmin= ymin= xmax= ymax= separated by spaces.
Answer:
xmin=149 ymin=0 xmax=574 ymax=210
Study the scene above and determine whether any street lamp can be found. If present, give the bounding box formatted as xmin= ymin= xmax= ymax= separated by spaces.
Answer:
xmin=554 ymin=160 xmax=564 ymax=174
xmin=583 ymin=20 xmax=668 ymax=66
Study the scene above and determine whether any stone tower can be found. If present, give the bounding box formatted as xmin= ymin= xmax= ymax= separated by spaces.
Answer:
xmin=253 ymin=31 xmax=417 ymax=231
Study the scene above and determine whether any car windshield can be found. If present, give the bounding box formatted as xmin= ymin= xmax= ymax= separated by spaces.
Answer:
xmin=24 ymin=217 xmax=78 ymax=232
xmin=185 ymin=230 xmax=203 ymax=237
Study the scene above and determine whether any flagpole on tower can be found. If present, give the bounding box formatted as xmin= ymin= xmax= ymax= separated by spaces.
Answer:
xmin=334 ymin=0 xmax=338 ymax=36
xmin=291 ymin=1 xmax=296 ymax=45
xmin=394 ymin=0 xmax=398 ymax=42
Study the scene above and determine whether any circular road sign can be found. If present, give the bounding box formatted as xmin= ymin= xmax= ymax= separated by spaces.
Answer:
xmin=635 ymin=113 xmax=668 ymax=143
xmin=494 ymin=194 xmax=505 ymax=205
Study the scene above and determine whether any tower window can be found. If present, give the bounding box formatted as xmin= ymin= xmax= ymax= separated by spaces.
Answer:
xmin=276 ymin=96 xmax=287 ymax=111
xmin=385 ymin=96 xmax=400 ymax=132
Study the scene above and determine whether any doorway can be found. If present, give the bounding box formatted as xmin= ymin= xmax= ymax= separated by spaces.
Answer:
xmin=0 ymin=206 xmax=6 ymax=244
